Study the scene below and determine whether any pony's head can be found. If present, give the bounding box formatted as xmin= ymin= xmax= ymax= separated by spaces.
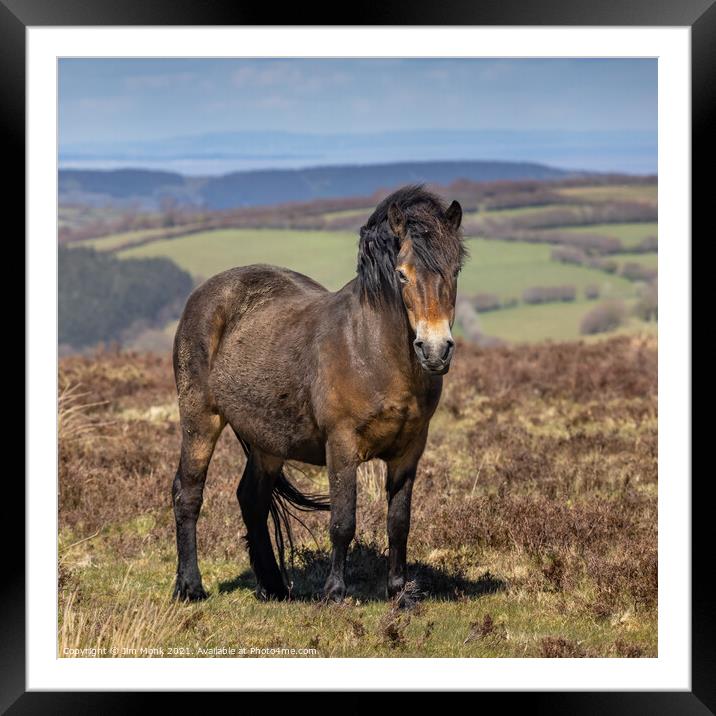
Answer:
xmin=358 ymin=185 xmax=466 ymax=374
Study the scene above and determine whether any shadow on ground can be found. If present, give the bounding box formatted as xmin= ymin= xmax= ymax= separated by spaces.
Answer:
xmin=218 ymin=541 xmax=506 ymax=602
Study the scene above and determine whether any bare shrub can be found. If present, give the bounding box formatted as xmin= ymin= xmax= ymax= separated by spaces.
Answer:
xmin=634 ymin=235 xmax=658 ymax=253
xmin=471 ymin=293 xmax=502 ymax=312
xmin=540 ymin=636 xmax=588 ymax=658
xmin=634 ymin=280 xmax=658 ymax=321
xmin=587 ymin=257 xmax=618 ymax=274
xmin=584 ymin=284 xmax=600 ymax=300
xmin=523 ymin=285 xmax=576 ymax=305
xmin=551 ymin=246 xmax=586 ymax=265
xmin=580 ymin=300 xmax=626 ymax=335
xmin=456 ymin=297 xmax=483 ymax=344
xmin=464 ymin=614 xmax=506 ymax=644
xmin=621 ymin=262 xmax=657 ymax=282
xmin=613 ymin=639 xmax=646 ymax=658
xmin=455 ymin=298 xmax=505 ymax=347
xmin=378 ymin=581 xmax=421 ymax=647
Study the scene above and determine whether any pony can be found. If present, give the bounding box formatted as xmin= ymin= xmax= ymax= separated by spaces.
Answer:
xmin=172 ymin=185 xmax=465 ymax=602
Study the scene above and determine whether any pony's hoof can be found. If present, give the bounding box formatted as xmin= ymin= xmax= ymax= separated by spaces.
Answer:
xmin=173 ymin=579 xmax=208 ymax=602
xmin=323 ymin=576 xmax=346 ymax=603
xmin=387 ymin=581 xmax=405 ymax=601
xmin=387 ymin=578 xmax=418 ymax=609
xmin=255 ymin=585 xmax=288 ymax=601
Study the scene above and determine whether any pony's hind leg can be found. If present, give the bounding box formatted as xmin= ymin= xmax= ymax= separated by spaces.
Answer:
xmin=172 ymin=413 xmax=224 ymax=601
xmin=237 ymin=448 xmax=288 ymax=600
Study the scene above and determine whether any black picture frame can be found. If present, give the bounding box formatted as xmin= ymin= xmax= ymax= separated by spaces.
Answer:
xmin=7 ymin=0 xmax=705 ymax=711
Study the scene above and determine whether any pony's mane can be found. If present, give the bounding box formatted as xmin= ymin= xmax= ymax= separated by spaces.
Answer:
xmin=357 ymin=185 xmax=466 ymax=306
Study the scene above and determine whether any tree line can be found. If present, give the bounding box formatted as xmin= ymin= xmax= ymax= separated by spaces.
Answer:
xmin=59 ymin=246 xmax=194 ymax=350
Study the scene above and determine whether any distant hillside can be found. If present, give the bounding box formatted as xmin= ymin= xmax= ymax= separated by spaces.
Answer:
xmin=198 ymin=161 xmax=570 ymax=209
xmin=59 ymin=160 xmax=572 ymax=210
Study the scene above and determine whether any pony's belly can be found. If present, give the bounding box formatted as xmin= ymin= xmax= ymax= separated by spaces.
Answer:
xmin=210 ymin=373 xmax=325 ymax=463
xmin=220 ymin=398 xmax=325 ymax=463
xmin=240 ymin=419 xmax=325 ymax=464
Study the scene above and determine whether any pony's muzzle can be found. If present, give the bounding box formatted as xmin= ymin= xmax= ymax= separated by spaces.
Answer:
xmin=413 ymin=335 xmax=455 ymax=374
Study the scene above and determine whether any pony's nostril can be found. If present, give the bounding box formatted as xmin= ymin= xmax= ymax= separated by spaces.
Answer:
xmin=413 ymin=339 xmax=427 ymax=359
xmin=441 ymin=340 xmax=454 ymax=361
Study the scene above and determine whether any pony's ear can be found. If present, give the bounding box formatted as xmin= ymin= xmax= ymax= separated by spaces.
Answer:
xmin=445 ymin=200 xmax=463 ymax=230
xmin=387 ymin=202 xmax=406 ymax=240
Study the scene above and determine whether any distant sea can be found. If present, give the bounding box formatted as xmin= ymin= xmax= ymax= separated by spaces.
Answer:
xmin=59 ymin=150 xmax=656 ymax=177
xmin=59 ymin=130 xmax=657 ymax=177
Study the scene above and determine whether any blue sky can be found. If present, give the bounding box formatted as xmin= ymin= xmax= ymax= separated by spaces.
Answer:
xmin=59 ymin=58 xmax=657 ymax=143
xmin=58 ymin=59 xmax=657 ymax=174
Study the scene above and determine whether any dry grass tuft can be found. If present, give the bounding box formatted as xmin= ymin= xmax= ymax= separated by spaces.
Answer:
xmin=58 ymin=383 xmax=111 ymax=442
xmin=59 ymin=590 xmax=188 ymax=657
xmin=540 ymin=636 xmax=588 ymax=658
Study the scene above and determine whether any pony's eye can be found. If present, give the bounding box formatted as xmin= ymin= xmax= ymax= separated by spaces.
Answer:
xmin=396 ymin=269 xmax=409 ymax=284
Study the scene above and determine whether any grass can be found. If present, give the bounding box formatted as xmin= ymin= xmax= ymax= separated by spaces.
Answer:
xmin=556 ymin=185 xmax=657 ymax=205
xmin=119 ymin=228 xmax=359 ymax=290
xmin=58 ymin=336 xmax=657 ymax=658
xmin=461 ymin=239 xmax=635 ymax=302
xmin=321 ymin=208 xmax=372 ymax=221
xmin=553 ymin=223 xmax=658 ymax=249
xmin=117 ymin=230 xmax=647 ymax=345
xmin=465 ymin=204 xmax=574 ymax=219
xmin=479 ymin=299 xmax=656 ymax=344
xmin=77 ymin=226 xmax=192 ymax=251
xmin=118 ymin=228 xmax=637 ymax=324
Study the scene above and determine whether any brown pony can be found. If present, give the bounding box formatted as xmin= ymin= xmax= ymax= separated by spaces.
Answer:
xmin=172 ymin=185 xmax=465 ymax=602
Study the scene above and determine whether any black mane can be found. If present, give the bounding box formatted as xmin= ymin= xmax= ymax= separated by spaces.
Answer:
xmin=357 ymin=185 xmax=466 ymax=305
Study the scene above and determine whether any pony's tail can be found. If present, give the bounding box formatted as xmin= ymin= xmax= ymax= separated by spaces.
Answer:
xmin=235 ymin=432 xmax=330 ymax=593
xmin=269 ymin=472 xmax=331 ymax=585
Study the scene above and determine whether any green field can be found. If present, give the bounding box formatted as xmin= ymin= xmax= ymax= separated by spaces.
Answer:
xmin=465 ymin=203 xmax=576 ymax=220
xmin=120 ymin=228 xmax=359 ymax=290
xmin=461 ymin=239 xmax=634 ymax=300
xmin=479 ymin=299 xmax=657 ymax=344
xmin=556 ymin=184 xmax=657 ymax=204
xmin=321 ymin=208 xmax=372 ymax=221
xmin=78 ymin=226 xmax=191 ymax=251
xmin=118 ymin=228 xmax=650 ymax=343
xmin=120 ymin=230 xmax=636 ymax=299
xmin=554 ymin=222 xmax=657 ymax=249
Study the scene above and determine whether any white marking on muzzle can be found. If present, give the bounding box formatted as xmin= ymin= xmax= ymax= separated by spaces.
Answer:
xmin=415 ymin=319 xmax=453 ymax=356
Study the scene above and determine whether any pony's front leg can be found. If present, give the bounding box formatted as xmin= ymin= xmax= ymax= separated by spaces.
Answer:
xmin=385 ymin=433 xmax=427 ymax=601
xmin=323 ymin=440 xmax=358 ymax=602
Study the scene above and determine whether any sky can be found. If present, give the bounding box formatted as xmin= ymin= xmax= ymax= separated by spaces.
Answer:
xmin=58 ymin=58 xmax=657 ymax=173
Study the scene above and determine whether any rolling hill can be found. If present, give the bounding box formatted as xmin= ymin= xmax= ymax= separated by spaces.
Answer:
xmin=58 ymin=160 xmax=572 ymax=210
